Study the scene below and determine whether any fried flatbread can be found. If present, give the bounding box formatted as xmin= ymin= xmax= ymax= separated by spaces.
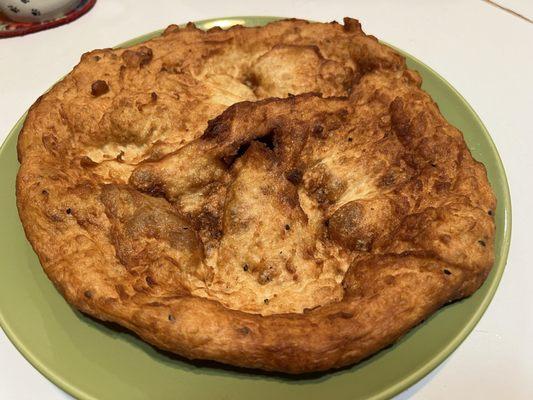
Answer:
xmin=16 ymin=18 xmax=495 ymax=373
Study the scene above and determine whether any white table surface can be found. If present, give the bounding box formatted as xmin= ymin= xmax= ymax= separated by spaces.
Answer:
xmin=1 ymin=1 xmax=532 ymax=399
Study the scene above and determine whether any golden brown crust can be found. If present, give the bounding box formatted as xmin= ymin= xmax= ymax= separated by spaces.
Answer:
xmin=16 ymin=18 xmax=496 ymax=373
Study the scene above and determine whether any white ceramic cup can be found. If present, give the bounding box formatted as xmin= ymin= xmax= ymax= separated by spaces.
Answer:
xmin=0 ymin=0 xmax=81 ymax=23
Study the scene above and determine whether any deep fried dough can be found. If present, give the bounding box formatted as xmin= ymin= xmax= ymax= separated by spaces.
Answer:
xmin=16 ymin=18 xmax=495 ymax=373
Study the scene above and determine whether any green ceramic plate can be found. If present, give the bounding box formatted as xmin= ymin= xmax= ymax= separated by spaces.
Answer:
xmin=0 ymin=17 xmax=511 ymax=400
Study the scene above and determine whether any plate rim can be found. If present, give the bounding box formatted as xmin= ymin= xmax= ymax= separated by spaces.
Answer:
xmin=0 ymin=16 xmax=512 ymax=400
